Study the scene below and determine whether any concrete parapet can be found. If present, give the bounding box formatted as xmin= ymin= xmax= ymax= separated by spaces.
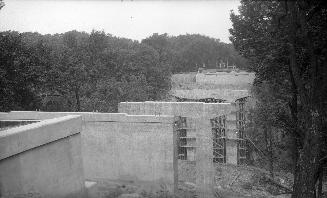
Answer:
xmin=0 ymin=111 xmax=92 ymax=121
xmin=0 ymin=120 xmax=38 ymax=131
xmin=0 ymin=111 xmax=177 ymax=193
xmin=0 ymin=115 xmax=82 ymax=160
xmin=0 ymin=112 xmax=174 ymax=123
xmin=0 ymin=115 xmax=85 ymax=198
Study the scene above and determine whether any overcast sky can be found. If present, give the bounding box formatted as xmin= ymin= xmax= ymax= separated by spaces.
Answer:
xmin=0 ymin=0 xmax=240 ymax=43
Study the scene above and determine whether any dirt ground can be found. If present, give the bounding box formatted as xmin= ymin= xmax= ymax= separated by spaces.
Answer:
xmin=85 ymin=160 xmax=295 ymax=198
xmin=86 ymin=179 xmax=175 ymax=198
xmin=178 ymin=160 xmax=293 ymax=198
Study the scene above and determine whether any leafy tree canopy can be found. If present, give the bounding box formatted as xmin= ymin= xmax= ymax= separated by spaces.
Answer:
xmin=230 ymin=1 xmax=327 ymax=197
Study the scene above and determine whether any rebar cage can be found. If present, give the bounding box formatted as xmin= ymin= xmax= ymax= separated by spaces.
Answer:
xmin=175 ymin=116 xmax=196 ymax=161
xmin=211 ymin=115 xmax=226 ymax=163
xmin=236 ymin=98 xmax=247 ymax=164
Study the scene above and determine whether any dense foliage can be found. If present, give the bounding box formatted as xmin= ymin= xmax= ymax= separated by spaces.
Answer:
xmin=0 ymin=31 xmax=246 ymax=112
xmin=142 ymin=33 xmax=248 ymax=73
xmin=0 ymin=30 xmax=171 ymax=112
xmin=230 ymin=1 xmax=327 ymax=197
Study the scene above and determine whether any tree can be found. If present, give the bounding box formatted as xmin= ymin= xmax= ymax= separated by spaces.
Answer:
xmin=230 ymin=1 xmax=327 ymax=197
xmin=42 ymin=31 xmax=89 ymax=111
xmin=0 ymin=31 xmax=41 ymax=111
xmin=247 ymin=83 xmax=294 ymax=176
xmin=2 ymin=30 xmax=248 ymax=112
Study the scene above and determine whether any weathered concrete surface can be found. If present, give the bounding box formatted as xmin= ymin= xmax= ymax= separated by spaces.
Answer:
xmin=0 ymin=115 xmax=85 ymax=198
xmin=83 ymin=120 xmax=175 ymax=186
xmin=0 ymin=112 xmax=177 ymax=193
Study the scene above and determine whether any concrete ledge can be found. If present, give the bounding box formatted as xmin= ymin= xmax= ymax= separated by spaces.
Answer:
xmin=0 ymin=120 xmax=39 ymax=130
xmin=0 ymin=112 xmax=174 ymax=123
xmin=124 ymin=114 xmax=174 ymax=123
xmin=0 ymin=111 xmax=125 ymax=122
xmin=0 ymin=115 xmax=82 ymax=160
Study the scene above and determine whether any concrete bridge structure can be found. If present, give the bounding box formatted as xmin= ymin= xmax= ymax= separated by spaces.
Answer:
xmin=0 ymin=102 xmax=247 ymax=198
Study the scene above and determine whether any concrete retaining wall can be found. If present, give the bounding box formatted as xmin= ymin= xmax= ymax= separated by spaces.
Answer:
xmin=0 ymin=111 xmax=176 ymax=191
xmin=0 ymin=115 xmax=85 ymax=198
xmin=195 ymin=72 xmax=255 ymax=86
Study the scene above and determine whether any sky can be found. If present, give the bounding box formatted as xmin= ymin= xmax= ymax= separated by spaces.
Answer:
xmin=0 ymin=0 xmax=240 ymax=43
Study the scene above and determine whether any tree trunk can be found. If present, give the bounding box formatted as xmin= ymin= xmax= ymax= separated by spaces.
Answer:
xmin=291 ymin=138 xmax=321 ymax=198
xmin=264 ymin=126 xmax=274 ymax=178
xmin=74 ymin=88 xmax=80 ymax=112
xmin=317 ymin=168 xmax=323 ymax=198
xmin=268 ymin=127 xmax=274 ymax=178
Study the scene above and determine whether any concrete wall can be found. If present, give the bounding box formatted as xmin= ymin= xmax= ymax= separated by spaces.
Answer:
xmin=0 ymin=111 xmax=176 ymax=191
xmin=195 ymin=72 xmax=255 ymax=86
xmin=118 ymin=102 xmax=240 ymax=165
xmin=82 ymin=116 xmax=175 ymax=185
xmin=0 ymin=115 xmax=85 ymax=198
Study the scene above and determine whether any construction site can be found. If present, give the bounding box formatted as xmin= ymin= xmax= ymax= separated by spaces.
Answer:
xmin=0 ymin=71 xmax=297 ymax=198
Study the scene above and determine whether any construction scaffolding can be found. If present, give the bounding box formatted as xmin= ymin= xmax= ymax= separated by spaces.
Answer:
xmin=211 ymin=115 xmax=226 ymax=163
xmin=175 ymin=116 xmax=196 ymax=161
xmin=236 ymin=98 xmax=247 ymax=164
xmin=174 ymin=105 xmax=246 ymax=165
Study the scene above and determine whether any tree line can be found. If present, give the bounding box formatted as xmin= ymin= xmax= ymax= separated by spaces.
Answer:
xmin=0 ymin=30 xmax=246 ymax=112
xmin=142 ymin=33 xmax=248 ymax=73
xmin=230 ymin=1 xmax=327 ymax=197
